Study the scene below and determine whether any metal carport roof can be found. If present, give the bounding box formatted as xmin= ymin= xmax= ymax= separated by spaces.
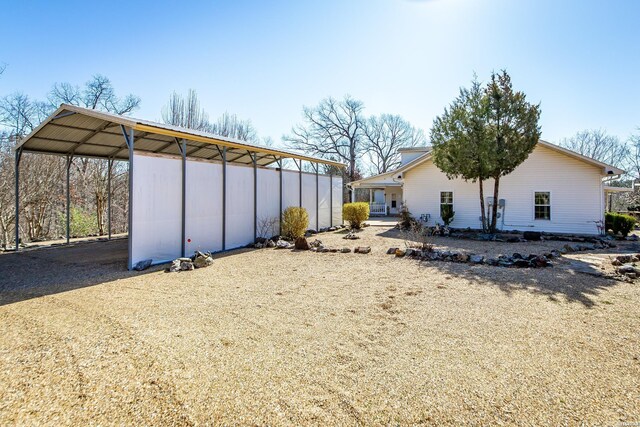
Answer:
xmin=16 ymin=104 xmax=345 ymax=167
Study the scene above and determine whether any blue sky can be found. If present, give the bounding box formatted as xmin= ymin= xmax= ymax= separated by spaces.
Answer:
xmin=1 ymin=0 xmax=638 ymax=146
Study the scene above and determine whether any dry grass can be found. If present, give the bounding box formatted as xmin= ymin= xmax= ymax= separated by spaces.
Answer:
xmin=0 ymin=226 xmax=639 ymax=425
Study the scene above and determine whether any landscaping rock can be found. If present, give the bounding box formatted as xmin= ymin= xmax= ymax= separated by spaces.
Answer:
xmin=266 ymin=239 xmax=276 ymax=248
xmin=523 ymin=231 xmax=542 ymax=241
xmin=506 ymin=236 xmax=521 ymax=243
xmin=254 ymin=242 xmax=265 ymax=249
xmin=611 ymin=259 xmax=622 ymax=266
xmin=617 ymin=264 xmax=639 ymax=275
xmin=169 ymin=259 xmax=181 ymax=272
xmin=309 ymin=239 xmax=323 ymax=248
xmin=470 ymin=255 xmax=485 ymax=264
xmin=180 ymin=260 xmax=195 ymax=271
xmin=550 ymin=249 xmax=561 ymax=258
xmin=193 ymin=252 xmax=214 ymax=268
xmin=395 ymin=249 xmax=406 ymax=257
xmin=294 ymin=237 xmax=310 ymax=250
xmin=514 ymin=259 xmax=531 ymax=268
xmin=354 ymin=246 xmax=371 ymax=254
xmin=343 ymin=232 xmax=360 ymax=240
xmin=275 ymin=240 xmax=293 ymax=249
xmin=133 ymin=259 xmax=152 ymax=271
xmin=616 ymin=255 xmax=633 ymax=264
xmin=340 ymin=247 xmax=351 ymax=253
xmin=306 ymin=229 xmax=318 ymax=235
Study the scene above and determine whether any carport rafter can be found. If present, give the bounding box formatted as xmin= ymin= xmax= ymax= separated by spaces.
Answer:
xmin=120 ymin=125 xmax=135 ymax=270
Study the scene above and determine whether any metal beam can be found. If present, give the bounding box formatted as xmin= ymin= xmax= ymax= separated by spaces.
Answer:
xmin=329 ymin=173 xmax=333 ymax=228
xmin=66 ymin=121 xmax=113 ymax=156
xmin=107 ymin=158 xmax=112 ymax=240
xmin=65 ymin=155 xmax=73 ymax=245
xmin=121 ymin=125 xmax=134 ymax=270
xmin=52 ymin=111 xmax=77 ymax=120
xmin=222 ymin=147 xmax=226 ymax=251
xmin=14 ymin=148 xmax=22 ymax=251
xmin=315 ymin=162 xmax=319 ymax=231
xmin=251 ymin=151 xmax=257 ymax=242
xmin=181 ymin=139 xmax=187 ymax=258
xmin=278 ymin=159 xmax=283 ymax=236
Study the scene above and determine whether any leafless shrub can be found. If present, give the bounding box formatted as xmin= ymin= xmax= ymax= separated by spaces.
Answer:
xmin=257 ymin=216 xmax=279 ymax=240
xmin=401 ymin=222 xmax=434 ymax=252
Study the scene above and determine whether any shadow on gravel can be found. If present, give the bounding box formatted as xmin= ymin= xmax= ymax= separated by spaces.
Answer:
xmin=0 ymin=238 xmax=251 ymax=307
xmin=411 ymin=255 xmax=619 ymax=308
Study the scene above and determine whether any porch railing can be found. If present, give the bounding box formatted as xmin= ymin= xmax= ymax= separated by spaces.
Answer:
xmin=369 ymin=203 xmax=386 ymax=216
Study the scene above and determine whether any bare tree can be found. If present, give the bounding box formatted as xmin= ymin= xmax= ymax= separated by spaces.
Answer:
xmin=363 ymin=114 xmax=426 ymax=174
xmin=49 ymin=74 xmax=140 ymax=114
xmin=283 ymin=95 xmax=365 ymax=193
xmin=560 ymin=129 xmax=629 ymax=169
xmin=162 ymin=89 xmax=212 ymax=131
xmin=210 ymin=111 xmax=258 ymax=143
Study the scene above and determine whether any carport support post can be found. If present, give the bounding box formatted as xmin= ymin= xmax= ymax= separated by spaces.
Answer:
xmin=222 ymin=147 xmax=226 ymax=251
xmin=315 ymin=163 xmax=319 ymax=231
xmin=180 ymin=139 xmax=186 ymax=258
xmin=121 ymin=126 xmax=134 ymax=270
xmin=14 ymin=148 xmax=22 ymax=251
xmin=66 ymin=155 xmax=73 ymax=245
xmin=329 ymin=173 xmax=333 ymax=228
xmin=251 ymin=152 xmax=257 ymax=242
xmin=297 ymin=160 xmax=302 ymax=208
xmin=278 ymin=159 xmax=283 ymax=236
xmin=107 ymin=158 xmax=112 ymax=240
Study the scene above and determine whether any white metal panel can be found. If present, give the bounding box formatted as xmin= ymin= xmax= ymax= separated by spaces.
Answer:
xmin=318 ymin=175 xmax=331 ymax=229
xmin=302 ymin=173 xmax=317 ymax=230
xmin=185 ymin=160 xmax=223 ymax=254
xmin=226 ymin=164 xmax=254 ymax=248
xmin=282 ymin=170 xmax=300 ymax=210
xmin=332 ymin=176 xmax=343 ymax=225
xmin=257 ymin=168 xmax=280 ymax=238
xmin=403 ymin=144 xmax=604 ymax=235
xmin=131 ymin=153 xmax=182 ymax=265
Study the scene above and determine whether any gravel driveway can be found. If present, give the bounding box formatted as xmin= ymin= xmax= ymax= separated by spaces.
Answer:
xmin=0 ymin=226 xmax=638 ymax=425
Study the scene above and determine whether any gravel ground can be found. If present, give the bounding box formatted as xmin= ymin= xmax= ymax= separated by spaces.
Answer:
xmin=0 ymin=226 xmax=639 ymax=425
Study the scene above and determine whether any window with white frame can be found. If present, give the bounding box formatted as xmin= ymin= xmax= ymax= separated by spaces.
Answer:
xmin=534 ymin=192 xmax=551 ymax=220
xmin=440 ymin=191 xmax=453 ymax=218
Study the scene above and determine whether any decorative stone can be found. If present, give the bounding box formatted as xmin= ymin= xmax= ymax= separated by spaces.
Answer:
xmin=470 ymin=255 xmax=485 ymax=264
xmin=523 ymin=231 xmax=542 ymax=241
xmin=180 ymin=260 xmax=195 ymax=271
xmin=395 ymin=249 xmax=406 ymax=257
xmin=276 ymin=240 xmax=293 ymax=249
xmin=169 ymin=259 xmax=181 ymax=272
xmin=133 ymin=259 xmax=152 ymax=271
xmin=343 ymin=232 xmax=360 ymax=240
xmin=616 ymin=255 xmax=633 ymax=264
xmin=340 ymin=247 xmax=351 ymax=253
xmin=309 ymin=239 xmax=323 ymax=248
xmin=294 ymin=237 xmax=310 ymax=250
xmin=617 ymin=264 xmax=639 ymax=275
xmin=387 ymin=247 xmax=399 ymax=255
xmin=354 ymin=246 xmax=371 ymax=254
xmin=193 ymin=253 xmax=214 ymax=268
xmin=266 ymin=240 xmax=276 ymax=248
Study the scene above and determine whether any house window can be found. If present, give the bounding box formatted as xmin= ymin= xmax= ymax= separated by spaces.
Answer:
xmin=440 ymin=191 xmax=453 ymax=218
xmin=391 ymin=193 xmax=397 ymax=208
xmin=534 ymin=192 xmax=551 ymax=220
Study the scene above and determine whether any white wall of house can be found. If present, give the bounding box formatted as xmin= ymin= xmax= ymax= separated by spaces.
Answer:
xmin=403 ymin=144 xmax=604 ymax=234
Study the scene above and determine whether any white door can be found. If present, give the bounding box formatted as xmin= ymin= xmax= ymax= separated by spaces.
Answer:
xmin=390 ymin=192 xmax=398 ymax=214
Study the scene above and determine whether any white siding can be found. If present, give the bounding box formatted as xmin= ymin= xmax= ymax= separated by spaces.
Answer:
xmin=185 ymin=159 xmax=223 ymax=254
xmin=403 ymin=145 xmax=604 ymax=235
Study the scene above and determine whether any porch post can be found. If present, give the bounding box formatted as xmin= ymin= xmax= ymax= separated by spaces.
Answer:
xmin=298 ymin=160 xmax=302 ymax=208
xmin=369 ymin=188 xmax=372 ymax=204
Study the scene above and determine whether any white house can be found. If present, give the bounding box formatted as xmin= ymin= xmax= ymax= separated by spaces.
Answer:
xmin=349 ymin=141 xmax=626 ymax=235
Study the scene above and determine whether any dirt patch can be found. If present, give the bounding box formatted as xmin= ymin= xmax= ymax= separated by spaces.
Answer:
xmin=0 ymin=226 xmax=639 ymax=425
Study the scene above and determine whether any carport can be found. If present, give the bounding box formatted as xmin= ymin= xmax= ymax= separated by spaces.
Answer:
xmin=15 ymin=104 xmax=344 ymax=269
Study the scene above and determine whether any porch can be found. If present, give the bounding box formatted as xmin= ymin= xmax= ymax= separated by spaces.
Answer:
xmin=360 ymin=186 xmax=403 ymax=216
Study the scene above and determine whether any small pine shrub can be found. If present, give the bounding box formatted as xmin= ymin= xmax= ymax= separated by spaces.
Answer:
xmin=343 ymin=202 xmax=370 ymax=229
xmin=605 ymin=212 xmax=636 ymax=237
xmin=440 ymin=204 xmax=455 ymax=226
xmin=397 ymin=204 xmax=420 ymax=230
xmin=281 ymin=207 xmax=309 ymax=239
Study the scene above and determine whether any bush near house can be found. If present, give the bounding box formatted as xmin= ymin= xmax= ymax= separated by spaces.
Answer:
xmin=440 ymin=205 xmax=455 ymax=226
xmin=281 ymin=207 xmax=309 ymax=239
xmin=343 ymin=202 xmax=370 ymax=229
xmin=605 ymin=212 xmax=636 ymax=237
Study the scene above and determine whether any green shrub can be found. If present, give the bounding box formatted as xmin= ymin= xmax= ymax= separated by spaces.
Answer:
xmin=440 ymin=204 xmax=455 ymax=226
xmin=605 ymin=212 xmax=637 ymax=237
xmin=281 ymin=207 xmax=309 ymax=239
xmin=343 ymin=202 xmax=370 ymax=229
xmin=59 ymin=206 xmax=98 ymax=238
xmin=397 ymin=204 xmax=420 ymax=231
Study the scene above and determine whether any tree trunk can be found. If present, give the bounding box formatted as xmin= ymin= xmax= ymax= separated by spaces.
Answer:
xmin=490 ymin=176 xmax=500 ymax=233
xmin=478 ymin=179 xmax=487 ymax=232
